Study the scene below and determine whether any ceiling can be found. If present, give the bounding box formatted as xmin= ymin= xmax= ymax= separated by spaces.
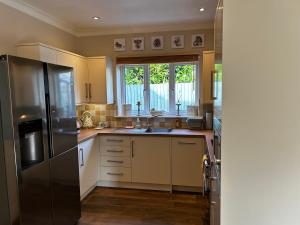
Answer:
xmin=5 ymin=0 xmax=218 ymax=36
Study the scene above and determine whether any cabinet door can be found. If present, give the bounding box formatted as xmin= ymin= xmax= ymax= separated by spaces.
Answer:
xmin=201 ymin=51 xmax=215 ymax=105
xmin=171 ymin=138 xmax=204 ymax=187
xmin=56 ymin=51 xmax=77 ymax=67
xmin=132 ymin=137 xmax=170 ymax=185
xmin=87 ymin=58 xmax=107 ymax=104
xmin=17 ymin=45 xmax=57 ymax=64
xmin=75 ymin=58 xmax=89 ymax=104
xmin=78 ymin=138 xmax=98 ymax=197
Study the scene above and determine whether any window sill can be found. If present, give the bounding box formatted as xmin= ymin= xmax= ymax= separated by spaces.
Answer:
xmin=115 ymin=115 xmax=192 ymax=119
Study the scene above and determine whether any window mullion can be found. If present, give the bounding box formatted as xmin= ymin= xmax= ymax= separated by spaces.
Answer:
xmin=144 ymin=64 xmax=150 ymax=114
xmin=169 ymin=64 xmax=175 ymax=114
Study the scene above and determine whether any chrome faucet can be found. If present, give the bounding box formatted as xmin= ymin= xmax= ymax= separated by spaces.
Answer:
xmin=145 ymin=117 xmax=153 ymax=132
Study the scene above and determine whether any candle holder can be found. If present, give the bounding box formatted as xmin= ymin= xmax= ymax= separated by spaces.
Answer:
xmin=136 ymin=101 xmax=142 ymax=116
xmin=176 ymin=101 xmax=181 ymax=116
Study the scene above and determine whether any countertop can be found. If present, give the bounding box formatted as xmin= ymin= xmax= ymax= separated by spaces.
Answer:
xmin=77 ymin=128 xmax=215 ymax=162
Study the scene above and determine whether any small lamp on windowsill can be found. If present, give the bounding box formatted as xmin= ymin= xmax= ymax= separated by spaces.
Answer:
xmin=176 ymin=100 xmax=181 ymax=116
xmin=136 ymin=101 xmax=142 ymax=116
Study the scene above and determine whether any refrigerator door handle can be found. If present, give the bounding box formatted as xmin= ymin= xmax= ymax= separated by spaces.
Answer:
xmin=89 ymin=83 xmax=92 ymax=100
xmin=85 ymin=83 xmax=88 ymax=100
xmin=45 ymin=94 xmax=54 ymax=158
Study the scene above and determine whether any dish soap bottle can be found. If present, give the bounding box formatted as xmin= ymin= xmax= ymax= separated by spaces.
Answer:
xmin=136 ymin=118 xmax=141 ymax=129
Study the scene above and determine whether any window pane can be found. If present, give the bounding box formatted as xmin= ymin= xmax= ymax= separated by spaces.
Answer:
xmin=149 ymin=64 xmax=170 ymax=112
xmin=124 ymin=65 xmax=145 ymax=111
xmin=175 ymin=64 xmax=196 ymax=111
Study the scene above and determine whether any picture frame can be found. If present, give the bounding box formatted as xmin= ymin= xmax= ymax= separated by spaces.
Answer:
xmin=132 ymin=37 xmax=145 ymax=51
xmin=113 ymin=38 xmax=126 ymax=51
xmin=171 ymin=35 xmax=184 ymax=49
xmin=192 ymin=34 xmax=205 ymax=48
xmin=151 ymin=36 xmax=164 ymax=50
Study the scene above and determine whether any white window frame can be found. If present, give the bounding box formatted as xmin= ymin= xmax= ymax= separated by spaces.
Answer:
xmin=119 ymin=62 xmax=199 ymax=116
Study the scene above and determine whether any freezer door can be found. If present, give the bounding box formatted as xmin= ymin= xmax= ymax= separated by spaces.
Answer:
xmin=0 ymin=103 xmax=10 ymax=225
xmin=46 ymin=64 xmax=77 ymax=156
xmin=20 ymin=161 xmax=52 ymax=225
xmin=50 ymin=147 xmax=81 ymax=225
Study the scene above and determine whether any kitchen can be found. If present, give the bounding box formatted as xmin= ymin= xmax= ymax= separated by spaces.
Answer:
xmin=1 ymin=1 xmax=299 ymax=225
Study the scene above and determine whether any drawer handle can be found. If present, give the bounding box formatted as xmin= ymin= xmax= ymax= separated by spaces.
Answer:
xmin=107 ymin=139 xmax=123 ymax=142
xmin=107 ymin=160 xmax=124 ymax=164
xmin=107 ymin=172 xmax=124 ymax=176
xmin=107 ymin=150 xmax=124 ymax=153
xmin=178 ymin=141 xmax=197 ymax=145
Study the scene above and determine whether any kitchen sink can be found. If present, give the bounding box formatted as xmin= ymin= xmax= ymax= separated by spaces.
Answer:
xmin=145 ymin=128 xmax=173 ymax=133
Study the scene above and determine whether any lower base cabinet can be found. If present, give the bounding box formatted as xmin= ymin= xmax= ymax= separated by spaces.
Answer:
xmin=131 ymin=137 xmax=171 ymax=185
xmin=171 ymin=138 xmax=204 ymax=187
xmin=82 ymin=135 xmax=205 ymax=193
xmin=78 ymin=137 xmax=98 ymax=198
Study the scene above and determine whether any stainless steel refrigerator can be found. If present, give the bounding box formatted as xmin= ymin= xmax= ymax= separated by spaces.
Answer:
xmin=0 ymin=55 xmax=81 ymax=225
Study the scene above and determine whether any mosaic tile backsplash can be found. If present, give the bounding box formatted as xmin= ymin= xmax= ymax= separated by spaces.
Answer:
xmin=76 ymin=104 xmax=189 ymax=129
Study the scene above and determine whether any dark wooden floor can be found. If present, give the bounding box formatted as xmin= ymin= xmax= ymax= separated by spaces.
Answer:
xmin=78 ymin=187 xmax=210 ymax=225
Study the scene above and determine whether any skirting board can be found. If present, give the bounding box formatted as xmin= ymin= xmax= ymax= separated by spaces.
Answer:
xmin=81 ymin=184 xmax=97 ymax=200
xmin=97 ymin=181 xmax=171 ymax=192
xmin=97 ymin=181 xmax=203 ymax=193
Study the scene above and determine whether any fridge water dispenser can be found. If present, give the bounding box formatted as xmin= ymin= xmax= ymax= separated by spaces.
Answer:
xmin=18 ymin=119 xmax=44 ymax=169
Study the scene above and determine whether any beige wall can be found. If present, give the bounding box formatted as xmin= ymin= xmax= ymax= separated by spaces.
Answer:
xmin=76 ymin=29 xmax=214 ymax=105
xmin=0 ymin=2 xmax=76 ymax=55
xmin=76 ymin=29 xmax=214 ymax=57
xmin=222 ymin=0 xmax=300 ymax=225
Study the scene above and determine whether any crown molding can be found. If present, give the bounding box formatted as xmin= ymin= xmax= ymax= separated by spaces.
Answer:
xmin=0 ymin=0 xmax=213 ymax=37
xmin=0 ymin=0 xmax=78 ymax=36
xmin=75 ymin=22 xmax=214 ymax=37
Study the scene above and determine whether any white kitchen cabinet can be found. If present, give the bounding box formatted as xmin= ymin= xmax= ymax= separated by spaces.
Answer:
xmin=131 ymin=137 xmax=171 ymax=185
xmin=16 ymin=43 xmax=57 ymax=64
xmin=78 ymin=137 xmax=98 ymax=198
xmin=75 ymin=57 xmax=89 ymax=104
xmin=201 ymin=51 xmax=215 ymax=105
xmin=87 ymin=57 xmax=114 ymax=104
xmin=171 ymin=137 xmax=204 ymax=187
xmin=16 ymin=43 xmax=114 ymax=105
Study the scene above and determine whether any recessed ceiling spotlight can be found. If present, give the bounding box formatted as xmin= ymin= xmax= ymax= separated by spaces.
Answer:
xmin=92 ymin=16 xmax=101 ymax=20
xmin=199 ymin=8 xmax=205 ymax=12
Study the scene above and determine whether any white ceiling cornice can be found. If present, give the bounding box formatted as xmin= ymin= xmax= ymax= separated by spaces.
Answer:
xmin=0 ymin=0 xmax=214 ymax=37
xmin=0 ymin=0 xmax=78 ymax=35
xmin=76 ymin=22 xmax=214 ymax=37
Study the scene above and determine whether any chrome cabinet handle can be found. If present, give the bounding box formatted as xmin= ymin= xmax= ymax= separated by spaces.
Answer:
xmin=80 ymin=148 xmax=84 ymax=167
xmin=178 ymin=141 xmax=197 ymax=145
xmin=89 ymin=83 xmax=92 ymax=99
xmin=107 ymin=150 xmax=124 ymax=153
xmin=107 ymin=172 xmax=124 ymax=176
xmin=211 ymin=70 xmax=217 ymax=100
xmin=85 ymin=83 xmax=88 ymax=100
xmin=107 ymin=160 xmax=124 ymax=164
xmin=107 ymin=139 xmax=123 ymax=142
xmin=131 ymin=140 xmax=134 ymax=158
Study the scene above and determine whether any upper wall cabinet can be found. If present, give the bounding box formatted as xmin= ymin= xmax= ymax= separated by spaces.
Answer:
xmin=16 ymin=43 xmax=114 ymax=105
xmin=87 ymin=57 xmax=114 ymax=104
xmin=16 ymin=43 xmax=57 ymax=64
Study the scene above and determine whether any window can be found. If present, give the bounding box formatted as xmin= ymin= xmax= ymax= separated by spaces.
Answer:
xmin=119 ymin=62 xmax=199 ymax=115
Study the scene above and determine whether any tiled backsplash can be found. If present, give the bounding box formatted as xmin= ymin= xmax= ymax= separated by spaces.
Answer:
xmin=76 ymin=104 xmax=189 ymax=129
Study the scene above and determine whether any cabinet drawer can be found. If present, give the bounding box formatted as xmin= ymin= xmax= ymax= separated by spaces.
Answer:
xmin=100 ymin=146 xmax=131 ymax=157
xmin=99 ymin=167 xmax=131 ymax=182
xmin=100 ymin=136 xmax=130 ymax=147
xmin=100 ymin=156 xmax=131 ymax=168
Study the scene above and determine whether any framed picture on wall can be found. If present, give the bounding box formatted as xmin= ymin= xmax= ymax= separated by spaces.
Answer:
xmin=132 ymin=37 xmax=145 ymax=51
xmin=192 ymin=34 xmax=205 ymax=48
xmin=171 ymin=35 xmax=185 ymax=49
xmin=151 ymin=36 xmax=164 ymax=50
xmin=114 ymin=38 xmax=126 ymax=51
